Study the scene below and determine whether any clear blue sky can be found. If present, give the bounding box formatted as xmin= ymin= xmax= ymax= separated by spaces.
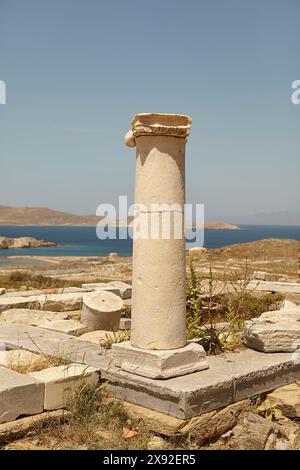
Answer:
xmin=0 ymin=0 xmax=299 ymax=221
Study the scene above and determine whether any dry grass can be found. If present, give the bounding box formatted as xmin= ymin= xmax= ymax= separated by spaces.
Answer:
xmin=3 ymin=387 xmax=155 ymax=450
xmin=100 ymin=330 xmax=131 ymax=350
xmin=0 ymin=271 xmax=82 ymax=290
xmin=8 ymin=354 xmax=70 ymax=374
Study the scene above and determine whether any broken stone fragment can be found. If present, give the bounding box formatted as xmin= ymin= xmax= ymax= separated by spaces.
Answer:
xmin=0 ymin=366 xmax=44 ymax=424
xmin=243 ymin=309 xmax=300 ymax=352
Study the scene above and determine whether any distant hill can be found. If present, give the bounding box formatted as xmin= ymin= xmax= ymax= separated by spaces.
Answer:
xmin=0 ymin=205 xmax=102 ymax=226
xmin=0 ymin=205 xmax=239 ymax=229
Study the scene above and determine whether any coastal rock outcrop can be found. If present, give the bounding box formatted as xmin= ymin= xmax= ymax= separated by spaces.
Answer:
xmin=0 ymin=236 xmax=57 ymax=249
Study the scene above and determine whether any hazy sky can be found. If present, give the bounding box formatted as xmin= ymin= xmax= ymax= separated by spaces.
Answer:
xmin=0 ymin=0 xmax=299 ymax=221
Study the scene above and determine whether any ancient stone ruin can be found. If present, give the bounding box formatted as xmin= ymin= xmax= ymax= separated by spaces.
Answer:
xmin=113 ymin=114 xmax=208 ymax=379
xmin=0 ymin=113 xmax=300 ymax=450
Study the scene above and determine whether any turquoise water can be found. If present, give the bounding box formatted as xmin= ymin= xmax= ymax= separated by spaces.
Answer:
xmin=0 ymin=225 xmax=300 ymax=266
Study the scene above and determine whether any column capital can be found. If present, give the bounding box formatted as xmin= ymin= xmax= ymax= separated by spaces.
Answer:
xmin=124 ymin=113 xmax=192 ymax=147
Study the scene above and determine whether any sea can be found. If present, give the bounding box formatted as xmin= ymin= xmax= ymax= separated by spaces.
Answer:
xmin=0 ymin=225 xmax=300 ymax=267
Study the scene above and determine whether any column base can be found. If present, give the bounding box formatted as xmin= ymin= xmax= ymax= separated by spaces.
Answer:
xmin=111 ymin=341 xmax=209 ymax=379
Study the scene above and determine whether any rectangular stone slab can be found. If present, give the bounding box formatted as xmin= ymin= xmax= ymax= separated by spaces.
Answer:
xmin=102 ymin=349 xmax=300 ymax=419
xmin=246 ymin=281 xmax=300 ymax=294
xmin=29 ymin=364 xmax=99 ymax=410
xmin=0 ymin=323 xmax=107 ymax=366
xmin=0 ymin=292 xmax=84 ymax=313
xmin=0 ymin=366 xmax=44 ymax=424
xmin=2 ymin=324 xmax=300 ymax=420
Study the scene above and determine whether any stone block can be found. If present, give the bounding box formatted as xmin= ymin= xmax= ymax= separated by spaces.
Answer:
xmin=29 ymin=364 xmax=99 ymax=411
xmin=0 ymin=288 xmax=6 ymax=296
xmin=81 ymin=291 xmax=123 ymax=331
xmin=38 ymin=320 xmax=87 ymax=336
xmin=0 ymin=309 xmax=68 ymax=326
xmin=82 ymin=283 xmax=121 ymax=296
xmin=104 ymin=349 xmax=300 ymax=419
xmin=39 ymin=292 xmax=84 ymax=312
xmin=246 ymin=280 xmax=300 ymax=295
xmin=112 ymin=341 xmax=209 ymax=379
xmin=4 ymin=290 xmax=43 ymax=298
xmin=0 ymin=296 xmax=40 ymax=313
xmin=0 ymin=366 xmax=44 ymax=424
xmin=109 ymin=281 xmax=132 ymax=299
xmin=119 ymin=318 xmax=131 ymax=330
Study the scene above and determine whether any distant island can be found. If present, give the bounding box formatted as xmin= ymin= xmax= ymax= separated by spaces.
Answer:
xmin=0 ymin=236 xmax=58 ymax=249
xmin=0 ymin=205 xmax=239 ymax=230
xmin=191 ymin=221 xmax=240 ymax=230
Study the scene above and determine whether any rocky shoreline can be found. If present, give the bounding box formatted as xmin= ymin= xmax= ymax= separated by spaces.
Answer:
xmin=0 ymin=237 xmax=58 ymax=250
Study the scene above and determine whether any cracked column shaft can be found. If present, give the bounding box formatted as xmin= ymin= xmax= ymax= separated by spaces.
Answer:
xmin=125 ymin=113 xmax=192 ymax=350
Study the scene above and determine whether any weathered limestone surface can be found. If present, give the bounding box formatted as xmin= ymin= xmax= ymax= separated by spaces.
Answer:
xmin=117 ymin=113 xmax=206 ymax=380
xmin=1 ymin=323 xmax=300 ymax=419
xmin=29 ymin=364 xmax=99 ymax=410
xmin=38 ymin=320 xmax=87 ymax=336
xmin=109 ymin=281 xmax=132 ymax=300
xmin=0 ymin=309 xmax=68 ymax=326
xmin=126 ymin=114 xmax=192 ymax=352
xmin=82 ymin=283 xmax=121 ymax=296
xmin=104 ymin=349 xmax=300 ymax=419
xmin=267 ymin=382 xmax=300 ymax=418
xmin=3 ymin=290 xmax=44 ymax=298
xmin=112 ymin=341 xmax=209 ymax=379
xmin=78 ymin=330 xmax=112 ymax=345
xmin=0 ymin=296 xmax=39 ymax=313
xmin=0 ymin=323 xmax=108 ymax=368
xmin=0 ymin=366 xmax=44 ymax=424
xmin=39 ymin=292 xmax=84 ymax=312
xmin=81 ymin=291 xmax=123 ymax=331
xmin=3 ymin=287 xmax=91 ymax=298
xmin=246 ymin=280 xmax=300 ymax=295
xmin=0 ymin=292 xmax=84 ymax=312
xmin=243 ymin=309 xmax=300 ymax=352
xmin=81 ymin=282 xmax=132 ymax=300
xmin=281 ymin=299 xmax=299 ymax=310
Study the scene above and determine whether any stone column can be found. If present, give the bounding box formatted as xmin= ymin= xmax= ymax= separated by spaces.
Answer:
xmin=112 ymin=114 xmax=208 ymax=379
